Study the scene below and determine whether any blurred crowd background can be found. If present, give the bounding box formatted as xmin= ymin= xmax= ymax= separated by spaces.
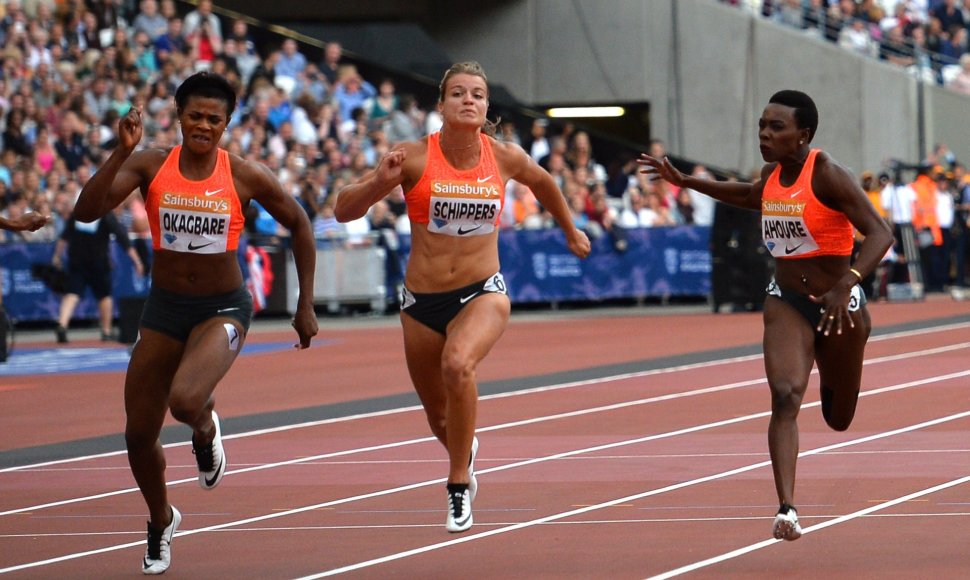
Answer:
xmin=1 ymin=0 xmax=968 ymax=331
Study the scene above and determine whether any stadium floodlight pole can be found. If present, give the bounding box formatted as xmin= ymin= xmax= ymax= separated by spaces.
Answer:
xmin=915 ymin=46 xmax=927 ymax=162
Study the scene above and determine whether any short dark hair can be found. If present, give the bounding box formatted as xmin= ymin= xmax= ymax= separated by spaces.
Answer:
xmin=175 ymin=71 xmax=236 ymax=118
xmin=768 ymin=90 xmax=818 ymax=142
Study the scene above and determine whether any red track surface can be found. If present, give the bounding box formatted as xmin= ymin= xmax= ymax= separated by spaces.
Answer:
xmin=1 ymin=295 xmax=968 ymax=578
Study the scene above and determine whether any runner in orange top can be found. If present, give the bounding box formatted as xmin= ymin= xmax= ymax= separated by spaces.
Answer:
xmin=71 ymin=71 xmax=318 ymax=575
xmin=336 ymin=61 xmax=590 ymax=533
xmin=638 ymin=90 xmax=892 ymax=542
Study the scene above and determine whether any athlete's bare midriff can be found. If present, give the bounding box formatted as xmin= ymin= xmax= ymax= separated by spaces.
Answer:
xmin=404 ymin=225 xmax=500 ymax=292
xmin=151 ymin=250 xmax=244 ymax=295
xmin=774 ymin=253 xmax=851 ymax=296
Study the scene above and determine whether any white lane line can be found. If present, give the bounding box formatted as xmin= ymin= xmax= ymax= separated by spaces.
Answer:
xmin=4 ymin=333 xmax=967 ymax=477
xmin=4 ymin=352 xmax=968 ymax=519
xmin=1 ymin=344 xmax=968 ymax=520
xmin=292 ymin=410 xmax=970 ymax=579
xmin=648 ymin=475 xmax=970 ymax=579
xmin=3 ymin=373 xmax=966 ymax=575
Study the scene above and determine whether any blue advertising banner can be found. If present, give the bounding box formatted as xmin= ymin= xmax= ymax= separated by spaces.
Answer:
xmin=499 ymin=226 xmax=711 ymax=302
xmin=0 ymin=241 xmax=148 ymax=322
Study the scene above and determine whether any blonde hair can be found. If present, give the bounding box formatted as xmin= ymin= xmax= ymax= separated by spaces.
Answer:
xmin=438 ymin=61 xmax=498 ymax=137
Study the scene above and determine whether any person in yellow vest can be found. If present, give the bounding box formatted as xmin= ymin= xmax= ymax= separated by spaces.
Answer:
xmin=910 ymin=166 xmax=943 ymax=290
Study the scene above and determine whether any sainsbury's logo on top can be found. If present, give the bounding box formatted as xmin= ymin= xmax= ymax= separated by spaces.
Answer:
xmin=162 ymin=192 xmax=230 ymax=213
xmin=431 ymin=180 xmax=500 ymax=198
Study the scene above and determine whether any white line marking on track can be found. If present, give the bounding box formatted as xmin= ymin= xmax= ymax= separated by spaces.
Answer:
xmin=292 ymin=410 xmax=970 ymax=579
xmin=3 ymin=328 xmax=965 ymax=474
xmin=0 ymin=334 xmax=967 ymax=574
xmin=647 ymin=475 xmax=970 ymax=579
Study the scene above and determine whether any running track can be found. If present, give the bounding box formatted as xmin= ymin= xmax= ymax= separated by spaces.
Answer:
xmin=1 ymin=296 xmax=968 ymax=578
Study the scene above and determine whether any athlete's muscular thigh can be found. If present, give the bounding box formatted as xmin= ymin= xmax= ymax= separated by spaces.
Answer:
xmin=762 ymin=297 xmax=816 ymax=396
xmin=168 ymin=317 xmax=246 ymax=411
xmin=814 ymin=307 xmax=871 ymax=392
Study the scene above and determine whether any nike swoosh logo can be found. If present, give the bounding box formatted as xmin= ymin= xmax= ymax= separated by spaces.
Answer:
xmin=459 ymin=292 xmax=479 ymax=304
xmin=204 ymin=457 xmax=224 ymax=487
xmin=452 ymin=511 xmax=471 ymax=526
xmin=204 ymin=188 xmax=224 ymax=196
xmin=477 ymin=175 xmax=492 ymax=183
xmin=187 ymin=241 xmax=215 ymax=251
xmin=457 ymin=224 xmax=484 ymax=235
xmin=784 ymin=243 xmax=803 ymax=255
xmin=790 ymin=189 xmax=803 ymax=198
xmin=217 ymin=307 xmax=240 ymax=313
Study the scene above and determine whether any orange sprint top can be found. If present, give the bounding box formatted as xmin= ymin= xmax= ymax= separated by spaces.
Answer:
xmin=761 ymin=149 xmax=854 ymax=259
xmin=145 ymin=146 xmax=245 ymax=253
xmin=404 ymin=132 xmax=506 ymax=237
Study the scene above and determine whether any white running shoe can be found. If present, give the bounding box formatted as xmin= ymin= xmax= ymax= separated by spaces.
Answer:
xmin=468 ymin=436 xmax=479 ymax=501
xmin=193 ymin=410 xmax=226 ymax=490
xmin=445 ymin=484 xmax=473 ymax=533
xmin=772 ymin=504 xmax=802 ymax=541
xmin=142 ymin=506 xmax=181 ymax=575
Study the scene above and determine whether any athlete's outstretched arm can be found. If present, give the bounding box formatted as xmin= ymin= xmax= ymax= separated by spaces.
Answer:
xmin=637 ymin=153 xmax=764 ymax=210
xmin=0 ymin=213 xmax=48 ymax=232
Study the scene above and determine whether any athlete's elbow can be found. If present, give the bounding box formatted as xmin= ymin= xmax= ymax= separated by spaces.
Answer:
xmin=71 ymin=204 xmax=102 ymax=223
xmin=333 ymin=204 xmax=356 ymax=223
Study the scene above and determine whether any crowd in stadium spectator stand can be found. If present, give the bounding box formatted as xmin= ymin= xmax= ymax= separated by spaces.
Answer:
xmin=723 ymin=0 xmax=970 ymax=91
xmin=0 ymin=0 xmax=967 ymax=301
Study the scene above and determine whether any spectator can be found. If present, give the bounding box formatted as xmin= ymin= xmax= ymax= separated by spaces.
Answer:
xmin=3 ymin=108 xmax=33 ymax=158
xmin=132 ymin=0 xmax=167 ymax=41
xmin=274 ymin=38 xmax=307 ymax=86
xmin=319 ymin=40 xmax=343 ymax=86
xmin=684 ymin=164 xmax=716 ymax=226
xmin=947 ymin=53 xmax=970 ymax=94
xmin=932 ymin=172 xmax=955 ymax=291
xmin=51 ymin=209 xmax=143 ymax=343
xmin=187 ymin=17 xmax=221 ymax=70
xmin=31 ymin=123 xmax=56 ymax=176
xmin=153 ymin=16 xmax=186 ymax=61
xmin=618 ymin=187 xmax=657 ymax=228
xmin=881 ymin=167 xmax=917 ymax=283
xmin=53 ymin=112 xmax=92 ymax=172
xmin=911 ymin=166 xmax=943 ymax=289
xmin=369 ymin=77 xmax=398 ymax=125
xmin=182 ymin=0 xmax=221 ymax=42
xmin=839 ymin=17 xmax=877 ymax=57
xmin=879 ymin=23 xmax=915 ymax=67
xmin=332 ymin=65 xmax=377 ymax=124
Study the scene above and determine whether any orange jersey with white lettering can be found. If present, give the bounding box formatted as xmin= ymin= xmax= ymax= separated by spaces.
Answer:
xmin=405 ymin=132 xmax=505 ymax=237
xmin=761 ymin=149 xmax=853 ymax=259
xmin=145 ymin=146 xmax=245 ymax=253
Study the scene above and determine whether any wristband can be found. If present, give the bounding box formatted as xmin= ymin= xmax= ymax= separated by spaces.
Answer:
xmin=849 ymin=268 xmax=863 ymax=283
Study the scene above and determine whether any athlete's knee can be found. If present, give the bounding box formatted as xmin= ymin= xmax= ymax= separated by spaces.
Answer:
xmin=168 ymin=391 xmax=208 ymax=425
xmin=125 ymin=423 xmax=158 ymax=452
xmin=826 ymin=417 xmax=852 ymax=431
xmin=440 ymin=351 xmax=477 ymax=392
xmin=769 ymin=380 xmax=806 ymax=418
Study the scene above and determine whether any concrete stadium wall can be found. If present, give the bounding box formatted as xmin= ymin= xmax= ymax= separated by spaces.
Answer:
xmin=430 ymin=0 xmax=970 ymax=176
